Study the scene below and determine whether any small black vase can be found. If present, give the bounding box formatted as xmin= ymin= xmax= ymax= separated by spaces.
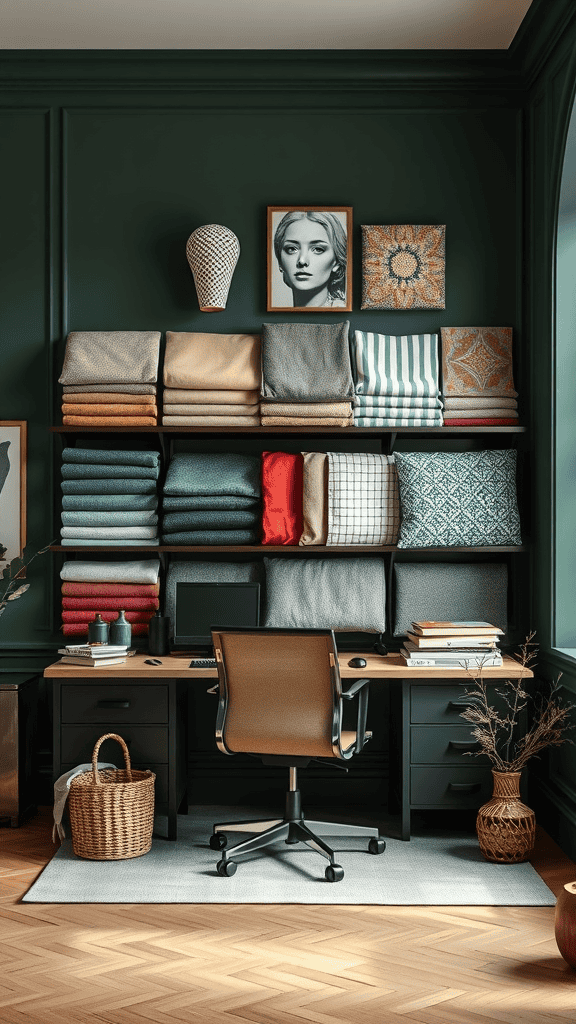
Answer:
xmin=88 ymin=613 xmax=109 ymax=644
xmin=148 ymin=610 xmax=170 ymax=656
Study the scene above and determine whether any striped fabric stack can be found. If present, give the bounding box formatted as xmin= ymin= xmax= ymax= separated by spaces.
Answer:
xmin=60 ymin=559 xmax=161 ymax=639
xmin=162 ymin=332 xmax=260 ymax=426
xmin=59 ymin=331 xmax=160 ymax=426
xmin=350 ymin=331 xmax=444 ymax=427
xmin=60 ymin=448 xmax=161 ymax=547
xmin=440 ymin=327 xmax=519 ymax=425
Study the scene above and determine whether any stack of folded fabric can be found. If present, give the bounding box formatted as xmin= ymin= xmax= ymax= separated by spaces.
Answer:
xmin=60 ymin=559 xmax=160 ymax=638
xmin=440 ymin=327 xmax=519 ymax=425
xmin=60 ymin=448 xmax=161 ymax=546
xmin=261 ymin=451 xmax=304 ymax=545
xmin=161 ymin=452 xmax=261 ymax=545
xmin=259 ymin=322 xmax=354 ymax=427
xmin=59 ymin=331 xmax=160 ymax=426
xmin=350 ymin=331 xmax=443 ymax=426
xmin=162 ymin=332 xmax=260 ymax=426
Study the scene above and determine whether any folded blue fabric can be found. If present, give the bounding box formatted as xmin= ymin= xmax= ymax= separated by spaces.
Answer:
xmin=62 ymin=463 xmax=159 ymax=480
xmin=62 ymin=478 xmax=157 ymax=495
xmin=162 ymin=509 xmax=260 ymax=532
xmin=163 ymin=453 xmax=261 ymax=498
xmin=62 ymin=494 xmax=158 ymax=512
xmin=162 ymin=530 xmax=259 ymax=545
xmin=61 ymin=510 xmax=159 ymax=527
xmin=62 ymin=448 xmax=160 ymax=468
xmin=161 ymin=494 xmax=260 ymax=512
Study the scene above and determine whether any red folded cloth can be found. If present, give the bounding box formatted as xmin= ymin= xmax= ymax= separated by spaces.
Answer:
xmin=443 ymin=418 xmax=519 ymax=426
xmin=62 ymin=596 xmax=160 ymax=610
xmin=261 ymin=451 xmax=304 ymax=545
xmin=62 ymin=622 xmax=150 ymax=637
xmin=61 ymin=582 xmax=160 ymax=597
xmin=61 ymin=610 xmax=156 ymax=624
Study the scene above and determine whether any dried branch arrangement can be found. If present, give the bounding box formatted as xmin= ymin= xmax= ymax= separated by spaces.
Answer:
xmin=460 ymin=631 xmax=576 ymax=772
xmin=0 ymin=540 xmax=53 ymax=618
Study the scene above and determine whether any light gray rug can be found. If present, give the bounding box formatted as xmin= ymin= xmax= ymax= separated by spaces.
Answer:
xmin=23 ymin=806 xmax=555 ymax=905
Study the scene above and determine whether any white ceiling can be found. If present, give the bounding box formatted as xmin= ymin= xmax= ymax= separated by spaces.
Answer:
xmin=0 ymin=0 xmax=534 ymax=50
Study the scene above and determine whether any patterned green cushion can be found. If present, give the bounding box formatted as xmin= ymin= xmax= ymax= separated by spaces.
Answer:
xmin=394 ymin=449 xmax=521 ymax=547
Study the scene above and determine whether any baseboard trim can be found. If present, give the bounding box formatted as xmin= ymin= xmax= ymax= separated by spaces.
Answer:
xmin=530 ymin=775 xmax=576 ymax=861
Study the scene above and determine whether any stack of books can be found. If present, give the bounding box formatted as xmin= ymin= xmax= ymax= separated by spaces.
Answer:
xmin=57 ymin=644 xmax=131 ymax=667
xmin=400 ymin=621 xmax=503 ymax=668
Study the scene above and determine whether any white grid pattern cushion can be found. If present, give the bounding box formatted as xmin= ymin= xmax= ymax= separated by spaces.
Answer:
xmin=326 ymin=452 xmax=400 ymax=546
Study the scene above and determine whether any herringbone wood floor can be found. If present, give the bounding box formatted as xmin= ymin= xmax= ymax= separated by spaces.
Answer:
xmin=1 ymin=807 xmax=576 ymax=1024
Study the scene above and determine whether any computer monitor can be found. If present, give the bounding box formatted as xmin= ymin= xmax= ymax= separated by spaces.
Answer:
xmin=173 ymin=581 xmax=261 ymax=654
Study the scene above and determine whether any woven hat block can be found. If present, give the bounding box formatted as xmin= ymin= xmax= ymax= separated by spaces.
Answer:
xmin=186 ymin=223 xmax=240 ymax=311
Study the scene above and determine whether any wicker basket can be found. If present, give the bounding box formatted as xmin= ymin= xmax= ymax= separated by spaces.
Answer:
xmin=68 ymin=733 xmax=155 ymax=861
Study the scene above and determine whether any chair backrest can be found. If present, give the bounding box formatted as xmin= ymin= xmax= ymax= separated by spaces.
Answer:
xmin=211 ymin=627 xmax=341 ymax=759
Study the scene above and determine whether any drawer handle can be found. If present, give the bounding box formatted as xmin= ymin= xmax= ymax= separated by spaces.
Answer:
xmin=448 ymin=740 xmax=481 ymax=752
xmin=448 ymin=782 xmax=481 ymax=793
xmin=448 ymin=700 xmax=476 ymax=709
xmin=96 ymin=700 xmax=131 ymax=709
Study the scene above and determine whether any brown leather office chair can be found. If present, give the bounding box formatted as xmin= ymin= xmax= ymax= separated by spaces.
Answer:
xmin=207 ymin=626 xmax=386 ymax=882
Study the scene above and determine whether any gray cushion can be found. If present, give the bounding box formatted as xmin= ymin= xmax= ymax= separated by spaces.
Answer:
xmin=393 ymin=561 xmax=508 ymax=636
xmin=394 ymin=449 xmax=521 ymax=547
xmin=261 ymin=322 xmax=354 ymax=402
xmin=264 ymin=556 xmax=386 ymax=632
xmin=163 ymin=453 xmax=261 ymax=498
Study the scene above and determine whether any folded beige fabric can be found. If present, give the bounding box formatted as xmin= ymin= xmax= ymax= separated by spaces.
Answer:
xmin=59 ymin=331 xmax=161 ymax=385
xmin=260 ymin=402 xmax=353 ymax=417
xmin=62 ymin=403 xmax=158 ymax=417
xmin=163 ymin=404 xmax=259 ymax=417
xmin=161 ymin=415 xmax=260 ymax=426
xmin=300 ymin=452 xmax=328 ymax=546
xmin=164 ymin=332 xmax=261 ymax=390
xmin=443 ymin=396 xmax=518 ymax=410
xmin=439 ymin=406 xmax=518 ymax=419
xmin=260 ymin=416 xmax=353 ymax=427
xmin=163 ymin=388 xmax=259 ymax=405
xmin=62 ymin=416 xmax=158 ymax=426
xmin=63 ymin=392 xmax=157 ymax=405
xmin=62 ymin=383 xmax=157 ymax=395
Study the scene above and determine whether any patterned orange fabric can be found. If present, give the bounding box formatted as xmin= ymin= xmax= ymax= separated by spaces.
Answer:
xmin=261 ymin=451 xmax=304 ymax=546
xmin=62 ymin=415 xmax=157 ymax=426
xmin=441 ymin=327 xmax=517 ymax=397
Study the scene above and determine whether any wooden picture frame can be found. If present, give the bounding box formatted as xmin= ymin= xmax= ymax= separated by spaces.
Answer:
xmin=267 ymin=206 xmax=353 ymax=312
xmin=0 ymin=421 xmax=27 ymax=562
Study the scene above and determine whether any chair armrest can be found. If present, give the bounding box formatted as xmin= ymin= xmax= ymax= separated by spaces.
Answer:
xmin=341 ymin=678 xmax=370 ymax=753
xmin=341 ymin=677 xmax=370 ymax=699
xmin=206 ymin=684 xmax=219 ymax=695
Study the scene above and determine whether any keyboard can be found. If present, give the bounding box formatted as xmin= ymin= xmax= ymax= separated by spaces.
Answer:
xmin=189 ymin=658 xmax=217 ymax=668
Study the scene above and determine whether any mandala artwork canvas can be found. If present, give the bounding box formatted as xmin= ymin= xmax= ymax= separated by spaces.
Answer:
xmin=361 ymin=224 xmax=445 ymax=310
xmin=441 ymin=327 xmax=517 ymax=397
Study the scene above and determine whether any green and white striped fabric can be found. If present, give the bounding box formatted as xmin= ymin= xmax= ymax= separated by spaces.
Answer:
xmin=351 ymin=331 xmax=441 ymax=397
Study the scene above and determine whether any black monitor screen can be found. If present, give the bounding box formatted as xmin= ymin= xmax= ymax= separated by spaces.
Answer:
xmin=174 ymin=581 xmax=261 ymax=650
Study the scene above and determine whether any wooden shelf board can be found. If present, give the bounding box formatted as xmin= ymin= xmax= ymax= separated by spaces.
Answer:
xmin=49 ymin=544 xmax=527 ymax=554
xmin=50 ymin=424 xmax=526 ymax=435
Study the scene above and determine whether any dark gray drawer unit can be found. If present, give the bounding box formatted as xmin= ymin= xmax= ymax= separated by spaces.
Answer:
xmin=53 ymin=677 xmax=187 ymax=840
xmin=390 ymin=680 xmax=524 ymax=840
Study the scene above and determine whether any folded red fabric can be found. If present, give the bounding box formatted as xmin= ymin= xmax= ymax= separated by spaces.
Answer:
xmin=62 ymin=596 xmax=160 ymax=610
xmin=261 ymin=451 xmax=304 ymax=546
xmin=61 ymin=582 xmax=160 ymax=597
xmin=61 ymin=610 xmax=156 ymax=623
xmin=443 ymin=418 xmax=519 ymax=426
xmin=62 ymin=622 xmax=150 ymax=637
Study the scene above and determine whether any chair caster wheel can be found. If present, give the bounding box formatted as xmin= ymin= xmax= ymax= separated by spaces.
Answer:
xmin=369 ymin=837 xmax=386 ymax=855
xmin=217 ymin=859 xmax=237 ymax=876
xmin=325 ymin=864 xmax=344 ymax=882
xmin=210 ymin=832 xmax=227 ymax=850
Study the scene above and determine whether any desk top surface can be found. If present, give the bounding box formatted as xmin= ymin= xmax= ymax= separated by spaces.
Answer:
xmin=44 ymin=652 xmax=532 ymax=680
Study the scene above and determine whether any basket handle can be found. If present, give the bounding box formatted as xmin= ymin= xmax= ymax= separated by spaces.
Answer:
xmin=91 ymin=733 xmax=133 ymax=784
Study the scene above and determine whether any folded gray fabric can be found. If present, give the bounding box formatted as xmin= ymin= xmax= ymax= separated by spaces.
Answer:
xmin=165 ymin=560 xmax=264 ymax=625
xmin=261 ymin=322 xmax=354 ymax=402
xmin=62 ymin=494 xmax=159 ymax=512
xmin=62 ymin=448 xmax=160 ymax=468
xmin=62 ymin=463 xmax=159 ymax=480
xmin=59 ymin=331 xmax=161 ymax=386
xmin=62 ymin=478 xmax=157 ymax=495
xmin=61 ymin=539 xmax=159 ymax=546
xmin=60 ymin=559 xmax=161 ymax=583
xmin=61 ymin=526 xmax=158 ymax=539
xmin=62 ymin=383 xmax=158 ymax=395
xmin=441 ymin=407 xmax=518 ymax=419
xmin=162 ymin=509 xmax=260 ymax=532
xmin=353 ymin=415 xmax=444 ymax=426
xmin=162 ymin=530 xmax=259 ymax=545
xmin=443 ymin=396 xmax=518 ymax=410
xmin=61 ymin=510 xmax=158 ymax=527
xmin=354 ymin=395 xmax=444 ymax=409
xmin=162 ymin=494 xmax=259 ymax=512
xmin=163 ymin=453 xmax=261 ymax=498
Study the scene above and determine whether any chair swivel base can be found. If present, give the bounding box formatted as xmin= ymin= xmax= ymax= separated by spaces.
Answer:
xmin=210 ymin=787 xmax=386 ymax=882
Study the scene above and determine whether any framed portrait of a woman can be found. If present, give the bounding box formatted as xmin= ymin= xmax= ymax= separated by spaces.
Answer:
xmin=267 ymin=206 xmax=353 ymax=312
xmin=0 ymin=421 xmax=27 ymax=563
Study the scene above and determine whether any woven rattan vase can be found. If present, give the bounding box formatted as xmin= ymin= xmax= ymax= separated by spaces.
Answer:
xmin=186 ymin=223 xmax=240 ymax=311
xmin=476 ymin=769 xmax=536 ymax=863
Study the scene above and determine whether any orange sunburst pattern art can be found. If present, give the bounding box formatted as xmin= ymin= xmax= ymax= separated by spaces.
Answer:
xmin=361 ymin=224 xmax=445 ymax=310
xmin=441 ymin=326 xmax=517 ymax=396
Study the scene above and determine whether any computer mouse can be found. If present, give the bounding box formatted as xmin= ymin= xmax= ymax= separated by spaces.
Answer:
xmin=145 ymin=658 xmax=163 ymax=666
xmin=348 ymin=657 xmax=367 ymax=668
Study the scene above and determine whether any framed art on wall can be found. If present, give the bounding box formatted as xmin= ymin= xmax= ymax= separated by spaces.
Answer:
xmin=267 ymin=206 xmax=353 ymax=312
xmin=361 ymin=224 xmax=446 ymax=310
xmin=0 ymin=421 xmax=27 ymax=562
